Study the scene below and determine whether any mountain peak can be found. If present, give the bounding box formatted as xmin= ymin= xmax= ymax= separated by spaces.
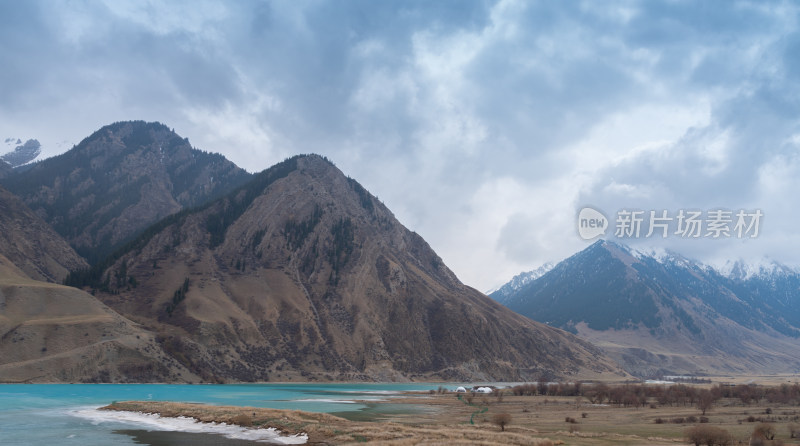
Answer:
xmin=717 ymin=258 xmax=798 ymax=281
xmin=1 ymin=139 xmax=41 ymax=167
xmin=489 ymin=262 xmax=554 ymax=302
xmin=1 ymin=121 xmax=252 ymax=263
xmin=67 ymin=151 xmax=623 ymax=382
xmin=495 ymin=239 xmax=800 ymax=377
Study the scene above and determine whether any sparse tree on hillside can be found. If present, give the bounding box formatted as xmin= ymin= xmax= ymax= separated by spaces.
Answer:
xmin=492 ymin=412 xmax=512 ymax=432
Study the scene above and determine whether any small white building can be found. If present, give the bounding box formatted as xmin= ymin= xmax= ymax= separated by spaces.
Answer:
xmin=455 ymin=386 xmax=467 ymax=393
xmin=475 ymin=386 xmax=493 ymax=394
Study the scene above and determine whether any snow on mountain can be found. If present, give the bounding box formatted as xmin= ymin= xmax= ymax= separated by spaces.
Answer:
xmin=493 ymin=239 xmax=800 ymax=377
xmin=1 ymin=138 xmax=41 ymax=167
xmin=716 ymin=258 xmax=799 ymax=281
xmin=488 ymin=262 xmax=554 ymax=303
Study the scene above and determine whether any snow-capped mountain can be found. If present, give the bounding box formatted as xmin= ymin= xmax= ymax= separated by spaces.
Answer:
xmin=492 ymin=240 xmax=800 ymax=377
xmin=489 ymin=262 xmax=554 ymax=303
xmin=717 ymin=258 xmax=800 ymax=281
xmin=1 ymin=138 xmax=41 ymax=167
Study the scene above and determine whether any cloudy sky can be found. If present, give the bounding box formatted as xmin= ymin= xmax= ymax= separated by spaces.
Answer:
xmin=2 ymin=0 xmax=799 ymax=291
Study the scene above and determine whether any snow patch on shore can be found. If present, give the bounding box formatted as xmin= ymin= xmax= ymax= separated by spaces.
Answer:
xmin=69 ymin=406 xmax=308 ymax=444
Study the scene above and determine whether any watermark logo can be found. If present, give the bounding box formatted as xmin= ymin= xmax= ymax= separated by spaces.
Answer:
xmin=578 ymin=207 xmax=763 ymax=240
xmin=577 ymin=207 xmax=608 ymax=240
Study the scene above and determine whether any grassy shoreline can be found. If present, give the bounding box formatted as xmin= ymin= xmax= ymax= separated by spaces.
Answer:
xmin=100 ymin=400 xmax=559 ymax=445
xmin=101 ymin=383 xmax=800 ymax=445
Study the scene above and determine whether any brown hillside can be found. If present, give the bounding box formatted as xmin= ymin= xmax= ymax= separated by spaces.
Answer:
xmin=94 ymin=155 xmax=626 ymax=382
xmin=0 ymin=254 xmax=197 ymax=383
xmin=0 ymin=185 xmax=87 ymax=282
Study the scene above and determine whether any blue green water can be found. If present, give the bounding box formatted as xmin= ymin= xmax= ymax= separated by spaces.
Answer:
xmin=0 ymin=383 xmax=451 ymax=445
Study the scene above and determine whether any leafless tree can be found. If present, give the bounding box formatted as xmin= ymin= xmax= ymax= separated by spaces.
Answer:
xmin=492 ymin=412 xmax=512 ymax=432
xmin=697 ymin=389 xmax=715 ymax=416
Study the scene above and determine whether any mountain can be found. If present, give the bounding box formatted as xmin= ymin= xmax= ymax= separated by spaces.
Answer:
xmin=493 ymin=240 xmax=800 ymax=377
xmin=0 ymin=254 xmax=196 ymax=383
xmin=1 ymin=121 xmax=252 ymax=263
xmin=0 ymin=159 xmax=11 ymax=179
xmin=1 ymin=139 xmax=41 ymax=167
xmin=489 ymin=262 xmax=553 ymax=302
xmin=0 ymin=183 xmax=187 ymax=383
xmin=67 ymin=154 xmax=625 ymax=382
xmin=0 ymin=185 xmax=87 ymax=282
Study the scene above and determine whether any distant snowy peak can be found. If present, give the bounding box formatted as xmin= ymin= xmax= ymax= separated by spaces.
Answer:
xmin=596 ymin=240 xmax=800 ymax=282
xmin=489 ymin=262 xmax=554 ymax=300
xmin=1 ymin=138 xmax=41 ymax=167
xmin=598 ymin=239 xmax=713 ymax=272
xmin=717 ymin=258 xmax=798 ymax=281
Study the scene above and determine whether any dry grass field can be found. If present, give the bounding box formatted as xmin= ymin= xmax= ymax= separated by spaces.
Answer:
xmin=103 ymin=380 xmax=800 ymax=445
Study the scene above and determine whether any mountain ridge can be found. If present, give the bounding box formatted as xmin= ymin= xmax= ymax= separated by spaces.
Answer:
xmin=492 ymin=240 xmax=800 ymax=377
xmin=0 ymin=184 xmax=87 ymax=282
xmin=1 ymin=121 xmax=252 ymax=263
xmin=69 ymin=154 xmax=625 ymax=382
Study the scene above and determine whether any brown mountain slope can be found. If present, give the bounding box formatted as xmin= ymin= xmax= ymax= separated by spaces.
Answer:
xmin=0 ymin=253 xmax=197 ymax=383
xmin=1 ymin=121 xmax=252 ymax=263
xmin=88 ymin=154 xmax=626 ymax=382
xmin=0 ymin=185 xmax=87 ymax=282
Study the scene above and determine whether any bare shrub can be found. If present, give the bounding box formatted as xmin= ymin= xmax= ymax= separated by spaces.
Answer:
xmin=685 ymin=425 xmax=733 ymax=446
xmin=753 ymin=422 xmax=776 ymax=441
xmin=789 ymin=422 xmax=799 ymax=438
xmin=492 ymin=412 xmax=512 ymax=431
xmin=231 ymin=414 xmax=252 ymax=427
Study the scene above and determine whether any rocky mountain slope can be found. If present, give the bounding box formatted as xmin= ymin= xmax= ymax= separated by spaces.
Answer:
xmin=0 ymin=185 xmax=87 ymax=282
xmin=0 ymin=159 xmax=11 ymax=179
xmin=492 ymin=240 xmax=800 ymax=377
xmin=0 ymin=254 xmax=195 ymax=383
xmin=0 ymin=185 xmax=189 ymax=383
xmin=1 ymin=121 xmax=252 ymax=263
xmin=69 ymin=154 xmax=625 ymax=382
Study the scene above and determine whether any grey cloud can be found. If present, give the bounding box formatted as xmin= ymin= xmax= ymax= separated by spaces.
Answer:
xmin=2 ymin=0 xmax=799 ymax=288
